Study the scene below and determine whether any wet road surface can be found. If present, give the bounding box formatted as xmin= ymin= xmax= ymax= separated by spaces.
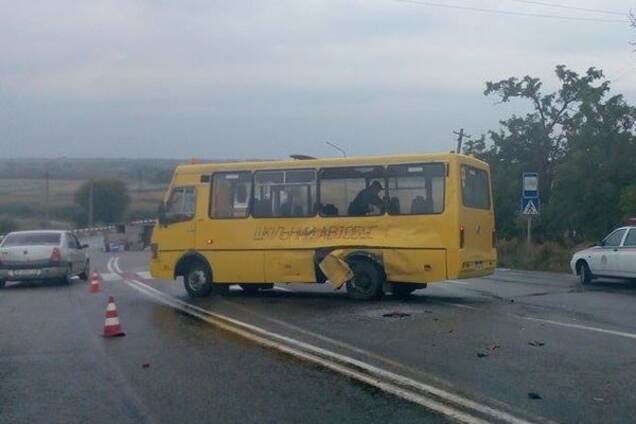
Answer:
xmin=2 ymin=250 xmax=636 ymax=423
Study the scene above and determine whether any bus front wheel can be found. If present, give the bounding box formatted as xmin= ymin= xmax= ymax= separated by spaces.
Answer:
xmin=346 ymin=259 xmax=384 ymax=301
xmin=184 ymin=263 xmax=213 ymax=298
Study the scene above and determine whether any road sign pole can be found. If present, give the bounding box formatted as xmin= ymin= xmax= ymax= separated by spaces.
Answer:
xmin=527 ymin=215 xmax=532 ymax=251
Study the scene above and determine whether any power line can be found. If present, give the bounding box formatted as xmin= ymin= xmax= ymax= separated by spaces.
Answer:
xmin=507 ymin=0 xmax=625 ymax=16
xmin=393 ymin=0 xmax=628 ymax=23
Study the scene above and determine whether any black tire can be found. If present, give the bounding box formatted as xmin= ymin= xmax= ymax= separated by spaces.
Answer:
xmin=78 ymin=260 xmax=90 ymax=281
xmin=578 ymin=261 xmax=593 ymax=285
xmin=392 ymin=283 xmax=420 ymax=299
xmin=0 ymin=281 xmax=5 ymax=289
xmin=58 ymin=265 xmax=72 ymax=285
xmin=183 ymin=261 xmax=213 ymax=298
xmin=346 ymin=259 xmax=384 ymax=301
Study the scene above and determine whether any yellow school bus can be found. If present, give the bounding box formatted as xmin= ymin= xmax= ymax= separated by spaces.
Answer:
xmin=150 ymin=153 xmax=496 ymax=300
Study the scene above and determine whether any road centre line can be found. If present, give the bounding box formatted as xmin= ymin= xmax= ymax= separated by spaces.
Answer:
xmin=109 ymin=257 xmax=537 ymax=424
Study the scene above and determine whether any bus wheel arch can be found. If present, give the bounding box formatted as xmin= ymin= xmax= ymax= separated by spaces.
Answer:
xmin=345 ymin=253 xmax=385 ymax=301
xmin=175 ymin=252 xmax=214 ymax=297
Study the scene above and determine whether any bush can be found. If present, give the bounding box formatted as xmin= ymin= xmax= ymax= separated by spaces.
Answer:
xmin=497 ymin=239 xmax=579 ymax=273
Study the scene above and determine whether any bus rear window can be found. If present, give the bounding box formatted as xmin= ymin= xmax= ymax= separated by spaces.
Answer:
xmin=1 ymin=233 xmax=61 ymax=247
xmin=461 ymin=166 xmax=491 ymax=209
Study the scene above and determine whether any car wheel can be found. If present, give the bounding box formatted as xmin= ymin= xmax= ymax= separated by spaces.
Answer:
xmin=346 ymin=258 xmax=384 ymax=301
xmin=183 ymin=262 xmax=213 ymax=298
xmin=59 ymin=266 xmax=72 ymax=285
xmin=79 ymin=260 xmax=90 ymax=281
xmin=579 ymin=262 xmax=593 ymax=285
xmin=0 ymin=280 xmax=5 ymax=289
xmin=392 ymin=283 xmax=420 ymax=299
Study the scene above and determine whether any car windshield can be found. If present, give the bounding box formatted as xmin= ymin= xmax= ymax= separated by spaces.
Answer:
xmin=1 ymin=233 xmax=61 ymax=247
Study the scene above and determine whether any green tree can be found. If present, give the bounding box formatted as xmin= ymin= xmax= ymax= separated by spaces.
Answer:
xmin=74 ymin=179 xmax=130 ymax=225
xmin=483 ymin=66 xmax=611 ymax=239
xmin=0 ymin=217 xmax=20 ymax=234
xmin=620 ymin=185 xmax=636 ymax=219
xmin=548 ymin=89 xmax=636 ymax=239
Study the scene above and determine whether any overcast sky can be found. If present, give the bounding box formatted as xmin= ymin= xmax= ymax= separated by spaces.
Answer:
xmin=1 ymin=0 xmax=635 ymax=160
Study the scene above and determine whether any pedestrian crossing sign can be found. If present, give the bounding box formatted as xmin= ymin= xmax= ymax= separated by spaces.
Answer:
xmin=522 ymin=198 xmax=539 ymax=215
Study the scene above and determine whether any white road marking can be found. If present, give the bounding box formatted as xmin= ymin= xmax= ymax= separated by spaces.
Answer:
xmin=518 ymin=316 xmax=636 ymax=341
xmin=100 ymin=272 xmax=120 ymax=282
xmin=109 ymin=257 xmax=537 ymax=424
xmin=137 ymin=271 xmax=152 ymax=279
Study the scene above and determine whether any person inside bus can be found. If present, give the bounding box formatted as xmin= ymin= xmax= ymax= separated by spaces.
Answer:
xmin=348 ymin=180 xmax=385 ymax=216
xmin=279 ymin=194 xmax=304 ymax=217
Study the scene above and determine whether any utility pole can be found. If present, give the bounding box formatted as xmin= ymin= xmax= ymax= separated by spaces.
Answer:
xmin=44 ymin=167 xmax=50 ymax=229
xmin=88 ymin=181 xmax=94 ymax=228
xmin=453 ymin=128 xmax=471 ymax=154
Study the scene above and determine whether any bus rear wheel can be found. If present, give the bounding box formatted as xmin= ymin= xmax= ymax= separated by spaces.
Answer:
xmin=184 ymin=263 xmax=213 ymax=298
xmin=346 ymin=259 xmax=384 ymax=301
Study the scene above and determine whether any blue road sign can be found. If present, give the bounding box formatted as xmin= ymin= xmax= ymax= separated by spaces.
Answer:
xmin=521 ymin=197 xmax=540 ymax=215
xmin=522 ymin=172 xmax=539 ymax=198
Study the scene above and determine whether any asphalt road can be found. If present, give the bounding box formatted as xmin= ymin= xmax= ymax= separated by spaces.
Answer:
xmin=2 ymin=250 xmax=636 ymax=424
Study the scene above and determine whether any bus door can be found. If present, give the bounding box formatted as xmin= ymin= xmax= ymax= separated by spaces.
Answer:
xmin=157 ymin=186 xmax=198 ymax=252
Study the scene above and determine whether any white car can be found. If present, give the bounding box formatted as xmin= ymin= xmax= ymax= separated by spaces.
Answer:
xmin=0 ymin=230 xmax=90 ymax=288
xmin=570 ymin=226 xmax=636 ymax=285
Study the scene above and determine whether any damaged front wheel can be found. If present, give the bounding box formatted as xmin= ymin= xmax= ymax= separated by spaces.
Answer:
xmin=346 ymin=259 xmax=384 ymax=301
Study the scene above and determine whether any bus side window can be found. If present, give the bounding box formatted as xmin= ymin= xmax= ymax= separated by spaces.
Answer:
xmin=211 ymin=172 xmax=252 ymax=218
xmin=318 ymin=166 xmax=385 ymax=217
xmin=386 ymin=163 xmax=445 ymax=215
xmin=253 ymin=169 xmax=316 ymax=218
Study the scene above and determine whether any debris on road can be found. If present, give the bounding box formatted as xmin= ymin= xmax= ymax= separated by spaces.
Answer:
xmin=487 ymin=344 xmax=501 ymax=351
xmin=142 ymin=363 xmax=150 ymax=369
xmin=476 ymin=352 xmax=489 ymax=358
xmin=528 ymin=340 xmax=545 ymax=347
xmin=527 ymin=392 xmax=542 ymax=400
xmin=382 ymin=311 xmax=410 ymax=318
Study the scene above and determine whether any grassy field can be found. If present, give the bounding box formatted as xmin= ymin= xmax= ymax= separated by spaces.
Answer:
xmin=0 ymin=178 xmax=166 ymax=230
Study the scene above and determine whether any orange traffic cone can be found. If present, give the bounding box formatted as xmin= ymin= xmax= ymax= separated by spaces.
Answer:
xmin=103 ymin=296 xmax=125 ymax=337
xmin=89 ymin=272 xmax=101 ymax=293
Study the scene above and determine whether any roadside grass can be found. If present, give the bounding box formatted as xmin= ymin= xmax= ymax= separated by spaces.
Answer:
xmin=497 ymin=239 xmax=585 ymax=273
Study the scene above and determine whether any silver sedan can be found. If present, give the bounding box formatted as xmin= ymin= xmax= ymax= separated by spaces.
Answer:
xmin=0 ymin=230 xmax=90 ymax=287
